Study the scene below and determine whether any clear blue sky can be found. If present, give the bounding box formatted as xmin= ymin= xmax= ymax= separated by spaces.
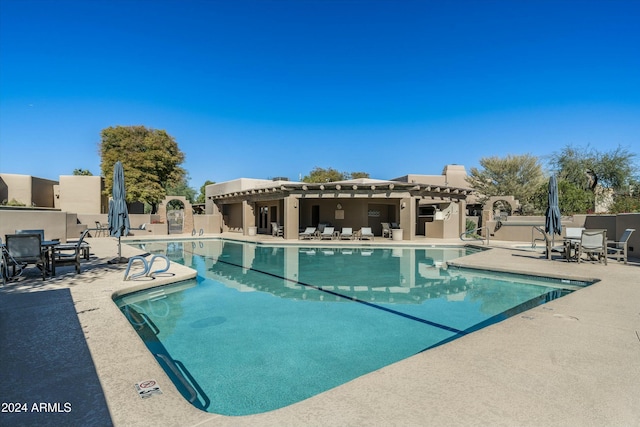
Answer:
xmin=1 ymin=0 xmax=639 ymax=190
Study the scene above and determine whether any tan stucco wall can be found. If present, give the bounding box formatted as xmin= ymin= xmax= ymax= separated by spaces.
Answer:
xmin=59 ymin=175 xmax=105 ymax=214
xmin=0 ymin=173 xmax=58 ymax=207
xmin=193 ymin=214 xmax=221 ymax=235
xmin=0 ymin=209 xmax=78 ymax=242
xmin=32 ymin=177 xmax=56 ymax=208
xmin=392 ymin=165 xmax=469 ymax=189
xmin=0 ymin=174 xmax=59 ymax=207
xmin=0 ymin=174 xmax=33 ymax=206
xmin=615 ymin=214 xmax=640 ymax=258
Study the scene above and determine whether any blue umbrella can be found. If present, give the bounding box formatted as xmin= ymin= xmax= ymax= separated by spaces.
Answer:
xmin=108 ymin=161 xmax=130 ymax=263
xmin=545 ymin=175 xmax=562 ymax=251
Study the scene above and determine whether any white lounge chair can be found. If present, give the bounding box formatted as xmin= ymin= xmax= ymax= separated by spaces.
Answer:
xmin=381 ymin=223 xmax=391 ymax=238
xmin=299 ymin=227 xmax=317 ymax=240
xmin=360 ymin=227 xmax=374 ymax=240
xmin=271 ymin=222 xmax=283 ymax=237
xmin=320 ymin=227 xmax=335 ymax=240
xmin=340 ymin=227 xmax=354 ymax=240
xmin=607 ymin=228 xmax=634 ymax=264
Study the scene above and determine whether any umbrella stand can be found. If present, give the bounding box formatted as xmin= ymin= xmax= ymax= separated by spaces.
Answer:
xmin=107 ymin=238 xmax=129 ymax=264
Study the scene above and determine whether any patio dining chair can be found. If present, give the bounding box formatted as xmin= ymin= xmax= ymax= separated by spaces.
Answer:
xmin=4 ymin=234 xmax=47 ymax=280
xmin=95 ymin=221 xmax=109 ymax=237
xmin=52 ymin=229 xmax=91 ymax=275
xmin=577 ymin=229 xmax=607 ymax=265
xmin=381 ymin=223 xmax=391 ymax=238
xmin=607 ymin=228 xmax=635 ymax=264
xmin=271 ymin=222 xmax=283 ymax=237
xmin=15 ymin=229 xmax=45 ymax=240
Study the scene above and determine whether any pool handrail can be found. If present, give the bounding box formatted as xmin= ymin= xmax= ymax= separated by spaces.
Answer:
xmin=124 ymin=254 xmax=172 ymax=280
xmin=460 ymin=226 xmax=489 ymax=245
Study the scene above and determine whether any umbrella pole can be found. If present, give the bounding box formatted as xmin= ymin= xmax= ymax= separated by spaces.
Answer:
xmin=109 ymin=235 xmax=129 ymax=264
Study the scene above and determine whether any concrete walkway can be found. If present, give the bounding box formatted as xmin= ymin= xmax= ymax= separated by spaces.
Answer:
xmin=1 ymin=234 xmax=638 ymax=427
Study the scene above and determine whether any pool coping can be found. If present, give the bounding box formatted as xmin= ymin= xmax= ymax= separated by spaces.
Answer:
xmin=2 ymin=233 xmax=639 ymax=426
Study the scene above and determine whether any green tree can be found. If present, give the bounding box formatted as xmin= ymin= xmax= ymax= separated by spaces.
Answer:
xmin=548 ymin=144 xmax=636 ymax=191
xmin=548 ymin=144 xmax=638 ymax=213
xmin=100 ymin=125 xmax=186 ymax=213
xmin=302 ymin=167 xmax=370 ymax=183
xmin=609 ymin=176 xmax=640 ymax=213
xmin=466 ymin=154 xmax=545 ymax=207
xmin=196 ymin=180 xmax=215 ymax=203
xmin=73 ymin=169 xmax=93 ymax=176
xmin=349 ymin=171 xmax=370 ymax=179
xmin=531 ymin=179 xmax=594 ymax=215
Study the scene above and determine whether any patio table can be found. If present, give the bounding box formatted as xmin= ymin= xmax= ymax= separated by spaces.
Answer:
xmin=563 ymin=237 xmax=581 ymax=262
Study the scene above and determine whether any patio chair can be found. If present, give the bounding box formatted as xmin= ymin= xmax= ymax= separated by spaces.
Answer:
xmin=299 ymin=227 xmax=317 ymax=240
xmin=381 ymin=223 xmax=391 ymax=238
xmin=1 ymin=238 xmax=9 ymax=285
xmin=340 ymin=227 xmax=354 ymax=240
xmin=319 ymin=226 xmax=335 ymax=240
xmin=565 ymin=227 xmax=585 ymax=239
xmin=607 ymin=228 xmax=635 ymax=264
xmin=360 ymin=227 xmax=374 ymax=240
xmin=577 ymin=229 xmax=607 ymax=265
xmin=95 ymin=221 xmax=109 ymax=237
xmin=15 ymin=229 xmax=45 ymax=240
xmin=271 ymin=222 xmax=283 ymax=237
xmin=4 ymin=234 xmax=47 ymax=280
xmin=52 ymin=229 xmax=91 ymax=275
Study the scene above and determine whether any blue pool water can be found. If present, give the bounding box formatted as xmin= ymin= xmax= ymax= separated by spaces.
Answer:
xmin=114 ymin=239 xmax=591 ymax=416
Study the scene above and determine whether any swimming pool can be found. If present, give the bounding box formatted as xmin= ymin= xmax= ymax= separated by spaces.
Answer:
xmin=115 ymin=239 xmax=592 ymax=416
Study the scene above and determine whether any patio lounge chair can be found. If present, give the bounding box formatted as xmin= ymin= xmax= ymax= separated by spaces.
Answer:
xmin=319 ymin=226 xmax=336 ymax=240
xmin=607 ymin=228 xmax=635 ymax=264
xmin=577 ymin=229 xmax=607 ymax=265
xmin=340 ymin=227 xmax=354 ymax=240
xmin=52 ymin=229 xmax=91 ymax=275
xmin=360 ymin=227 xmax=374 ymax=240
xmin=299 ymin=227 xmax=317 ymax=240
xmin=4 ymin=233 xmax=47 ymax=280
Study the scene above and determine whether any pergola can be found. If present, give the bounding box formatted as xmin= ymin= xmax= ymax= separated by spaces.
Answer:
xmin=208 ymin=179 xmax=474 ymax=240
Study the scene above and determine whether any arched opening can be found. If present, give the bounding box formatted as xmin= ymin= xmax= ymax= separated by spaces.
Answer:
xmin=166 ymin=199 xmax=185 ymax=234
xmin=157 ymin=196 xmax=195 ymax=235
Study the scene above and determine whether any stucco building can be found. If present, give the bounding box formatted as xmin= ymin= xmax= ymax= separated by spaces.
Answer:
xmin=206 ymin=165 xmax=475 ymax=240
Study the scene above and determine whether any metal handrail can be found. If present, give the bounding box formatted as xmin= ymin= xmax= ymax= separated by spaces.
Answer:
xmin=532 ymin=225 xmax=548 ymax=249
xmin=460 ymin=227 xmax=489 ymax=245
xmin=124 ymin=254 xmax=171 ymax=280
xmin=156 ymin=353 xmax=199 ymax=404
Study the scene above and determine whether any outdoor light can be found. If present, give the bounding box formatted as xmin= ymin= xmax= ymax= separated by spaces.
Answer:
xmin=336 ymin=203 xmax=342 ymax=210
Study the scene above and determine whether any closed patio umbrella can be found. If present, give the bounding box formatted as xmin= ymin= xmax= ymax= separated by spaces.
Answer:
xmin=108 ymin=161 xmax=131 ymax=264
xmin=545 ymin=175 xmax=562 ymax=250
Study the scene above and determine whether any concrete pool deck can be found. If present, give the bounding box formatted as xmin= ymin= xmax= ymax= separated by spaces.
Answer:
xmin=1 ymin=234 xmax=639 ymax=427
